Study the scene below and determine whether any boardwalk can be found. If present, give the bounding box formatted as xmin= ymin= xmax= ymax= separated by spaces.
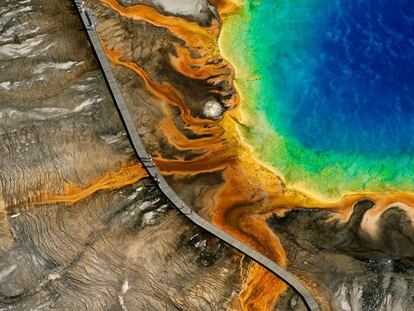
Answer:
xmin=73 ymin=2 xmax=320 ymax=310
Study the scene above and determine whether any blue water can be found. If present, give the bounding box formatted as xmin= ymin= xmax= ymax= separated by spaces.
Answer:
xmin=267 ymin=0 xmax=414 ymax=156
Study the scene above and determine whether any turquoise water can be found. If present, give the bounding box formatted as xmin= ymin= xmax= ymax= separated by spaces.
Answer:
xmin=224 ymin=0 xmax=414 ymax=196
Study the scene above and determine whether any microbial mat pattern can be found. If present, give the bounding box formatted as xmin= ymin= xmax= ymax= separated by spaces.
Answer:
xmin=223 ymin=0 xmax=414 ymax=196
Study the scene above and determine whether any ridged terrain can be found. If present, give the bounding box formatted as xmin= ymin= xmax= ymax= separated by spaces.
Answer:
xmin=0 ymin=1 xmax=269 ymax=310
